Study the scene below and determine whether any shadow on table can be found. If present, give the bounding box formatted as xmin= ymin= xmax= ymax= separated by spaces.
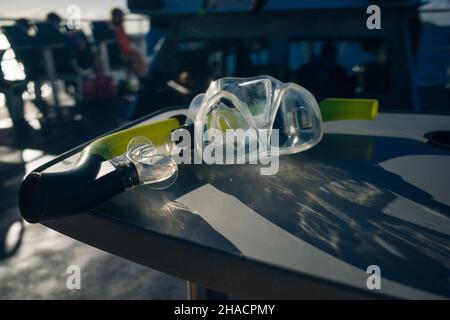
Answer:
xmin=190 ymin=133 xmax=450 ymax=297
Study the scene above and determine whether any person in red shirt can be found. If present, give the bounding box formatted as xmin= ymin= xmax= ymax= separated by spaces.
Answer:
xmin=110 ymin=8 xmax=147 ymax=78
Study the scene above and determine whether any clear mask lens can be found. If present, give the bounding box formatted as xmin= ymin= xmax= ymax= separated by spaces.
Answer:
xmin=187 ymin=75 xmax=323 ymax=156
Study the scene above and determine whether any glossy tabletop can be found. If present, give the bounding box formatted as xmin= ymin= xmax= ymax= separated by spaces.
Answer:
xmin=41 ymin=110 xmax=450 ymax=299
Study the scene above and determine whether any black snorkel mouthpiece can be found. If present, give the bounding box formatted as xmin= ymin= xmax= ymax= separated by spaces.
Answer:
xmin=19 ymin=154 xmax=125 ymax=223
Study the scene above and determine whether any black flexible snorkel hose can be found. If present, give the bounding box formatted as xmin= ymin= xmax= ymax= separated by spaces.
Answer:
xmin=19 ymin=118 xmax=182 ymax=223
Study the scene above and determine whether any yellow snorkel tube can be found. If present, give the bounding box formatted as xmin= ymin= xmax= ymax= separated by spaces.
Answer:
xmin=319 ymin=98 xmax=378 ymax=121
xmin=84 ymin=118 xmax=180 ymax=160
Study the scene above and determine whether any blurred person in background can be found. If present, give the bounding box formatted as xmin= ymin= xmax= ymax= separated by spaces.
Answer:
xmin=15 ymin=18 xmax=33 ymax=35
xmin=110 ymin=7 xmax=147 ymax=78
xmin=44 ymin=12 xmax=67 ymax=43
xmin=46 ymin=12 xmax=63 ymax=30
xmin=45 ymin=12 xmax=95 ymax=70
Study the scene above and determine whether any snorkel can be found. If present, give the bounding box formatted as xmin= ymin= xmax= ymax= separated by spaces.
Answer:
xmin=19 ymin=76 xmax=378 ymax=223
xmin=19 ymin=118 xmax=180 ymax=223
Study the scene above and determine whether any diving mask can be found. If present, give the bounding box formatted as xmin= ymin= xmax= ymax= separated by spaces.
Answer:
xmin=186 ymin=75 xmax=323 ymax=156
